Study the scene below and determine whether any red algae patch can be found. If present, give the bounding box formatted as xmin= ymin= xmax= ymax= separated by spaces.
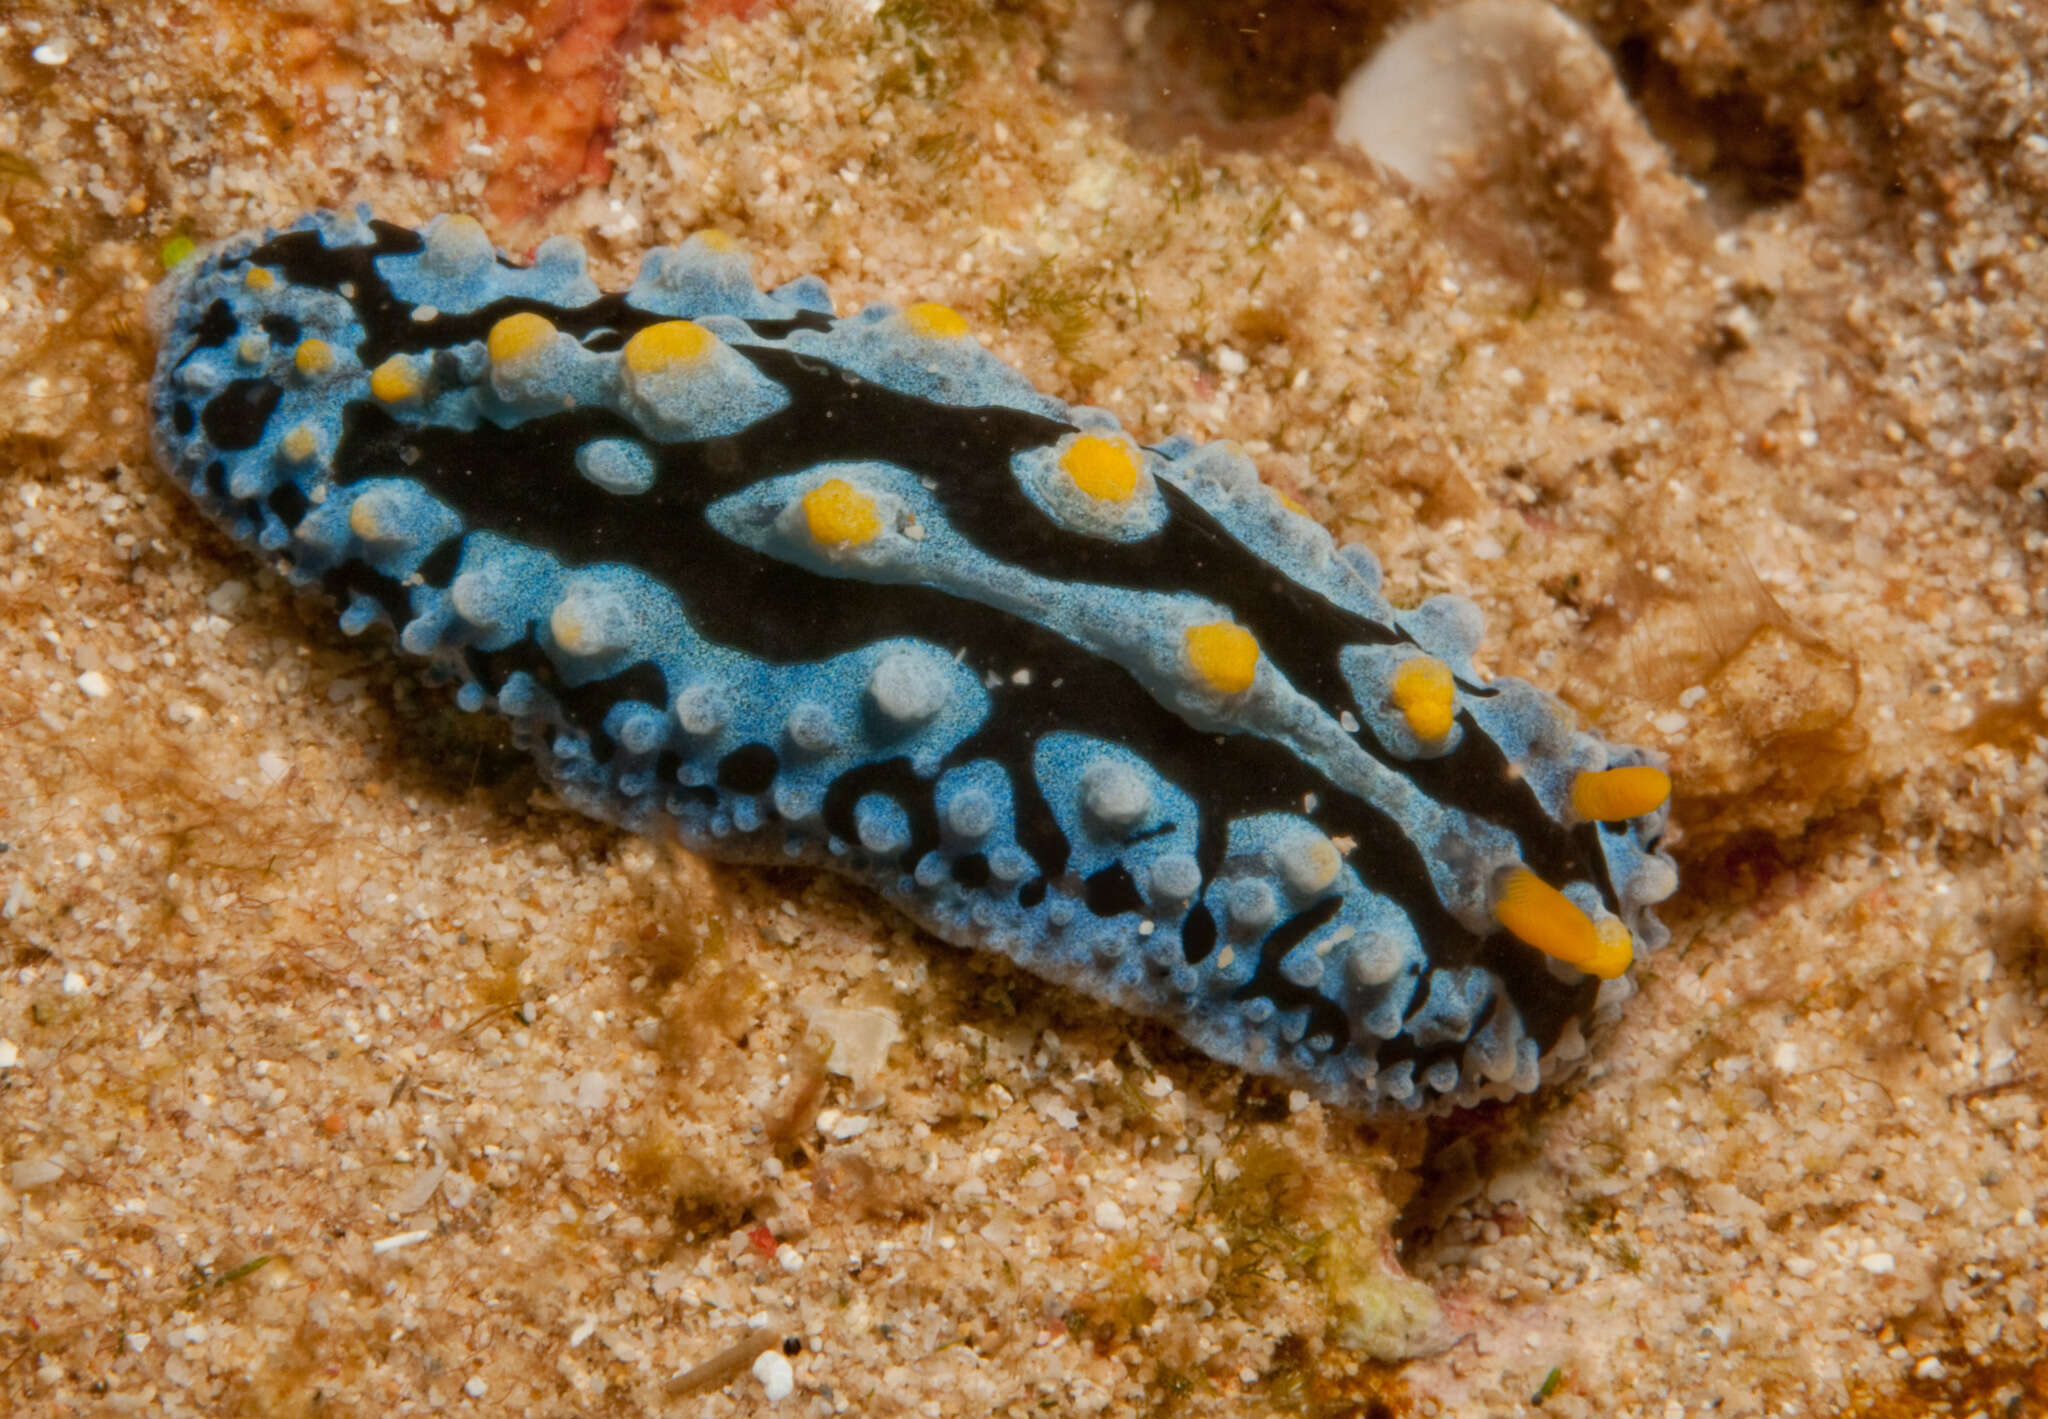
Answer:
xmin=461 ymin=0 xmax=778 ymax=223
xmin=265 ymin=0 xmax=779 ymax=225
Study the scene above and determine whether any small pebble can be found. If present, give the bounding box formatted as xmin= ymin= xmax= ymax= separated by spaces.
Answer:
xmin=751 ymin=1348 xmax=795 ymax=1402
xmin=76 ymin=670 xmax=110 ymax=699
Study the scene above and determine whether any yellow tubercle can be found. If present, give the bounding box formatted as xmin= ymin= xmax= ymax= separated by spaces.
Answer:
xmin=1275 ymin=488 xmax=1308 ymax=515
xmin=1390 ymin=656 xmax=1456 ymax=743
xmin=903 ymin=301 xmax=969 ymax=339
xmin=1571 ymin=765 xmax=1672 ymax=822
xmin=347 ymin=493 xmax=391 ymax=541
xmin=369 ymin=356 xmax=423 ymax=404
xmin=436 ymin=214 xmax=488 ymax=244
xmin=1184 ymin=622 xmax=1260 ymax=696
xmin=802 ymin=478 xmax=882 ymax=547
xmin=279 ymin=425 xmax=318 ymax=464
xmin=1494 ymin=869 xmax=1628 ymax=979
xmin=487 ymin=311 xmax=557 ymax=368
xmin=1060 ymin=435 xmax=1139 ymax=503
xmin=692 ymin=228 xmax=739 ymax=252
xmin=550 ymin=601 xmax=599 ymax=656
xmin=243 ymin=266 xmax=275 ymax=290
xmin=293 ymin=339 xmax=335 ymax=377
xmin=623 ymin=319 xmax=714 ymax=374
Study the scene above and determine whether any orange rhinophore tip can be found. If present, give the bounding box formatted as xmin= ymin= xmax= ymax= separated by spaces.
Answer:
xmin=1571 ymin=766 xmax=1671 ymax=822
xmin=1494 ymin=868 xmax=1632 ymax=979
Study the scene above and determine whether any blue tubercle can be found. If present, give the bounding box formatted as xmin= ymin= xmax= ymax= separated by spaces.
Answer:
xmin=149 ymin=208 xmax=1679 ymax=1112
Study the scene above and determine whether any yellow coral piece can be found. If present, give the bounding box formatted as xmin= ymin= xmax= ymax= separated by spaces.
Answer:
xmin=1060 ymin=435 xmax=1139 ymax=503
xmin=802 ymin=478 xmax=882 ymax=547
xmin=487 ymin=311 xmax=557 ymax=368
xmin=279 ymin=425 xmax=318 ymax=463
xmin=1390 ymin=656 xmax=1456 ymax=743
xmin=1494 ymin=869 xmax=1627 ymax=978
xmin=903 ymin=301 xmax=969 ymax=339
xmin=369 ymin=356 xmax=423 ymax=404
xmin=1571 ymin=766 xmax=1672 ymax=822
xmin=293 ymin=339 xmax=335 ymax=377
xmin=243 ymin=266 xmax=275 ymax=290
xmin=1184 ymin=622 xmax=1260 ymax=695
xmin=623 ymin=319 xmax=714 ymax=374
xmin=1275 ymin=488 xmax=1308 ymax=515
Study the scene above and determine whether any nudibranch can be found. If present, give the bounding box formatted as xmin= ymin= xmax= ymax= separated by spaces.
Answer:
xmin=148 ymin=211 xmax=1676 ymax=1111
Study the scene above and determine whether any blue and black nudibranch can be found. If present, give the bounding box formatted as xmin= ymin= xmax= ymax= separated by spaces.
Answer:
xmin=149 ymin=210 xmax=1677 ymax=1111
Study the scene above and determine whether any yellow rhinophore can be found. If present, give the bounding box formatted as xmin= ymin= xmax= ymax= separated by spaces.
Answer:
xmin=1571 ymin=766 xmax=1672 ymax=822
xmin=1390 ymin=656 xmax=1456 ymax=744
xmin=1184 ymin=622 xmax=1260 ymax=695
xmin=1493 ymin=869 xmax=1632 ymax=979
xmin=802 ymin=478 xmax=882 ymax=548
xmin=1060 ymin=435 xmax=1139 ymax=503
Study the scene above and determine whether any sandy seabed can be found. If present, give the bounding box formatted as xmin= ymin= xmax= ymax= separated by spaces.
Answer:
xmin=1 ymin=1 xmax=2044 ymax=1415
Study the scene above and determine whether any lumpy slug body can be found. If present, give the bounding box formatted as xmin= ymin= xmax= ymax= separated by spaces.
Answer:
xmin=150 ymin=210 xmax=1677 ymax=1111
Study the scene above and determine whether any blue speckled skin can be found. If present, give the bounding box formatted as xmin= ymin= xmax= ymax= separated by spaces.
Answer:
xmin=149 ymin=210 xmax=1677 ymax=1111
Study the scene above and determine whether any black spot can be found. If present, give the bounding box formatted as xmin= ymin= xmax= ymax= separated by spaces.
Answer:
xmin=191 ymin=299 xmax=237 ymax=349
xmin=267 ymin=481 xmax=309 ymax=528
xmin=820 ymin=758 xmax=939 ymax=870
xmin=1181 ymin=904 xmax=1217 ymax=964
xmin=717 ymin=744 xmax=778 ymax=794
xmin=1017 ymin=878 xmax=1047 ymax=910
xmin=415 ymin=538 xmax=463 ymax=588
xmin=322 ymin=560 xmax=409 ymax=627
xmin=1083 ymin=863 xmax=1145 ymax=918
xmin=950 ymin=853 xmax=990 ymax=888
xmin=260 ymin=313 xmax=302 ymax=345
xmin=746 ymin=311 xmax=835 ymax=338
xmin=171 ymin=402 xmax=196 ymax=436
xmin=203 ymin=461 xmax=228 ymax=497
xmin=200 ymin=378 xmax=282 ymax=451
xmin=1228 ymin=896 xmax=1349 ymax=1055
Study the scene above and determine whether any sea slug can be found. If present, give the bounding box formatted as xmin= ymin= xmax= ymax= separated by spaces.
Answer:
xmin=148 ymin=210 xmax=1677 ymax=1111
